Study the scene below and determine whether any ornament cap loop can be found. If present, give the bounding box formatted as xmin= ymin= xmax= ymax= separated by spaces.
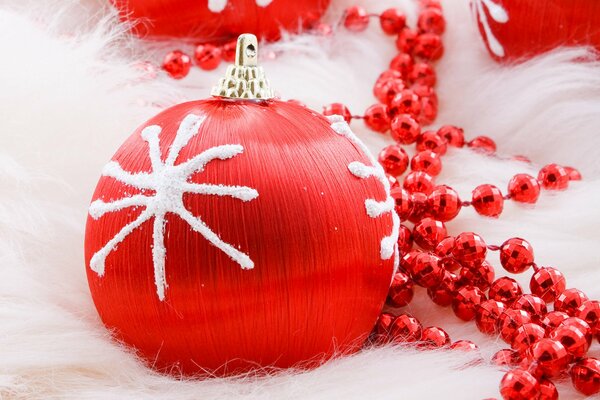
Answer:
xmin=211 ymin=33 xmax=275 ymax=100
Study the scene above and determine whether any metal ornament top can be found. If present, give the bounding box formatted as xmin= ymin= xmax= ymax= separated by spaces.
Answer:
xmin=211 ymin=34 xmax=275 ymax=100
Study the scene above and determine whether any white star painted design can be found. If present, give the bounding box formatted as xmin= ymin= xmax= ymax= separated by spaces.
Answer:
xmin=208 ymin=0 xmax=273 ymax=13
xmin=327 ymin=115 xmax=400 ymax=270
xmin=472 ymin=0 xmax=509 ymax=58
xmin=88 ymin=113 xmax=259 ymax=300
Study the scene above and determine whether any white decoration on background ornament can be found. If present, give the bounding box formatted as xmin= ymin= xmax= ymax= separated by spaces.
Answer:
xmin=208 ymin=0 xmax=273 ymax=13
xmin=472 ymin=0 xmax=509 ymax=57
xmin=88 ymin=113 xmax=259 ymax=301
xmin=327 ymin=115 xmax=400 ymax=269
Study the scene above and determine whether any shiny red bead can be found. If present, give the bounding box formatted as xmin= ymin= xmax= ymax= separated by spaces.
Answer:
xmin=389 ymin=314 xmax=423 ymax=343
xmin=450 ymin=340 xmax=479 ymax=352
xmin=508 ymin=174 xmax=541 ymax=204
xmin=323 ymin=103 xmax=352 ymax=124
xmin=400 ymin=250 xmax=421 ymax=274
xmin=162 ymin=50 xmax=192 ymax=79
xmin=376 ymin=69 xmax=403 ymax=86
xmin=408 ymin=62 xmax=437 ymax=87
xmin=529 ymin=267 xmax=566 ymax=303
xmin=492 ymin=349 xmax=521 ymax=367
xmin=389 ymin=90 xmax=422 ymax=119
xmin=500 ymin=369 xmax=540 ymax=400
xmin=498 ymin=309 xmax=533 ymax=344
xmin=476 ymin=299 xmax=506 ymax=334
xmin=471 ymin=184 xmax=504 ymax=217
xmin=460 ymin=261 xmax=495 ymax=290
xmin=561 ymin=317 xmax=593 ymax=346
xmin=409 ymin=253 xmax=444 ymax=288
xmin=418 ymin=326 xmax=450 ymax=349
xmin=378 ymin=145 xmax=409 ymax=176
xmin=435 ymin=237 xmax=461 ymax=271
xmin=541 ymin=311 xmax=569 ymax=332
xmin=396 ymin=28 xmax=418 ymax=53
xmin=538 ymin=164 xmax=569 ymax=190
xmin=380 ymin=8 xmax=406 ymax=35
xmin=468 ymin=136 xmax=497 ymax=154
xmin=373 ymin=312 xmax=395 ymax=340
xmin=511 ymin=323 xmax=546 ymax=353
xmin=427 ymin=270 xmax=459 ymax=307
xmin=411 ymin=150 xmax=442 ymax=176
xmin=555 ymin=288 xmax=589 ymax=316
xmin=538 ymin=378 xmax=558 ymax=400
xmin=398 ymin=224 xmax=413 ymax=253
xmin=549 ymin=324 xmax=590 ymax=358
xmin=578 ymin=300 xmax=600 ymax=335
xmin=570 ymin=358 xmax=600 ymax=396
xmin=391 ymin=187 xmax=412 ymax=220
xmin=364 ymin=104 xmax=391 ymax=133
xmin=452 ymin=285 xmax=486 ymax=321
xmin=437 ymin=125 xmax=464 ymax=147
xmin=419 ymin=95 xmax=438 ymax=125
xmin=194 ymin=43 xmax=221 ymax=70
xmin=408 ymin=192 xmax=430 ymax=223
xmin=512 ymin=294 xmax=548 ymax=324
xmin=413 ymin=33 xmax=444 ymax=61
xmin=387 ymin=272 xmax=415 ymax=308
xmin=500 ymin=238 xmax=534 ymax=274
xmin=428 ymin=185 xmax=462 ymax=222
xmin=527 ymin=338 xmax=570 ymax=378
xmin=452 ymin=232 xmax=487 ymax=268
xmin=374 ymin=78 xmax=405 ymax=104
xmin=221 ymin=39 xmax=237 ymax=62
xmin=564 ymin=166 xmax=582 ymax=181
xmin=391 ymin=114 xmax=421 ymax=144
xmin=403 ymin=171 xmax=435 ymax=194
xmin=489 ymin=277 xmax=523 ymax=305
xmin=413 ymin=217 xmax=446 ymax=250
xmin=389 ymin=53 xmax=414 ymax=78
xmin=343 ymin=6 xmax=370 ymax=32
xmin=417 ymin=7 xmax=446 ymax=35
xmin=416 ymin=131 xmax=447 ymax=155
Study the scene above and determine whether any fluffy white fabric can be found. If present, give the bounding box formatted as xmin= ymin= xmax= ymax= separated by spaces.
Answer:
xmin=0 ymin=0 xmax=598 ymax=398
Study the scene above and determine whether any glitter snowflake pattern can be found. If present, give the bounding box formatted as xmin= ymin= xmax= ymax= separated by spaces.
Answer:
xmin=208 ymin=0 xmax=273 ymax=13
xmin=89 ymin=113 xmax=259 ymax=300
xmin=327 ymin=115 xmax=400 ymax=270
xmin=472 ymin=0 xmax=509 ymax=57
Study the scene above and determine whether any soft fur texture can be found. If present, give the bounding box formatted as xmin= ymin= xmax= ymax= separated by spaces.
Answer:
xmin=0 ymin=0 xmax=599 ymax=399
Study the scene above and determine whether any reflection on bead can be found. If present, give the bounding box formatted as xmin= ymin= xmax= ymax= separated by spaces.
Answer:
xmin=418 ymin=326 xmax=450 ymax=349
xmin=343 ymin=6 xmax=370 ymax=32
xmin=471 ymin=184 xmax=504 ymax=217
xmin=529 ymin=267 xmax=566 ymax=303
xmin=378 ymin=145 xmax=409 ymax=176
xmin=452 ymin=232 xmax=487 ymax=268
xmin=403 ymin=171 xmax=435 ymax=194
xmin=391 ymin=114 xmax=421 ymax=144
xmin=194 ymin=43 xmax=222 ymax=70
xmin=500 ymin=238 xmax=534 ymax=274
xmin=538 ymin=378 xmax=558 ymax=400
xmin=414 ymin=33 xmax=444 ymax=61
xmin=460 ymin=261 xmax=495 ymax=290
xmin=452 ymin=285 xmax=486 ymax=321
xmin=476 ymin=299 xmax=506 ymax=334
xmin=511 ymin=323 xmax=545 ymax=353
xmin=492 ymin=349 xmax=521 ymax=367
xmin=577 ymin=300 xmax=600 ymax=335
xmin=409 ymin=253 xmax=444 ymax=288
xmin=564 ymin=166 xmax=582 ymax=181
xmin=387 ymin=272 xmax=415 ymax=308
xmin=391 ymin=186 xmax=413 ymax=220
xmin=409 ymin=62 xmax=437 ymax=87
xmin=538 ymin=164 xmax=569 ymax=190
xmin=527 ymin=338 xmax=570 ymax=378
xmin=508 ymin=174 xmax=540 ymax=204
xmin=498 ymin=309 xmax=532 ymax=344
xmin=408 ymin=192 xmax=430 ymax=222
xmin=365 ymin=104 xmax=391 ymax=133
xmin=398 ymin=224 xmax=414 ymax=253
xmin=489 ymin=277 xmax=523 ymax=305
xmin=428 ymin=185 xmax=461 ymax=222
xmin=437 ymin=125 xmax=464 ymax=147
xmin=396 ymin=28 xmax=418 ymax=53
xmin=390 ymin=90 xmax=422 ymax=119
xmin=468 ymin=136 xmax=496 ymax=154
xmin=416 ymin=131 xmax=447 ymax=154
xmin=555 ymin=288 xmax=588 ymax=316
xmin=427 ymin=270 xmax=459 ymax=306
xmin=380 ymin=8 xmax=406 ymax=35
xmin=389 ymin=53 xmax=414 ymax=78
xmin=411 ymin=150 xmax=442 ymax=176
xmin=323 ymin=103 xmax=352 ymax=123
xmin=570 ymin=358 xmax=600 ymax=396
xmin=413 ymin=217 xmax=447 ymax=250
xmin=500 ymin=369 xmax=540 ymax=400
xmin=373 ymin=312 xmax=395 ymax=340
xmin=417 ymin=7 xmax=446 ymax=34
xmin=390 ymin=314 xmax=423 ymax=342
xmin=374 ymin=78 xmax=405 ymax=104
xmin=511 ymin=294 xmax=547 ymax=324
xmin=549 ymin=324 xmax=590 ymax=358
xmin=435 ymin=237 xmax=462 ymax=271
xmin=450 ymin=340 xmax=479 ymax=351
xmin=540 ymin=311 xmax=569 ymax=332
xmin=162 ymin=50 xmax=192 ymax=79
xmin=560 ymin=317 xmax=593 ymax=347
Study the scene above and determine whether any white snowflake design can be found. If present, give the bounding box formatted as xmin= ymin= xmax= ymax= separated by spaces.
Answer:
xmin=472 ymin=0 xmax=509 ymax=58
xmin=88 ymin=113 xmax=259 ymax=301
xmin=208 ymin=0 xmax=273 ymax=13
xmin=327 ymin=116 xmax=400 ymax=270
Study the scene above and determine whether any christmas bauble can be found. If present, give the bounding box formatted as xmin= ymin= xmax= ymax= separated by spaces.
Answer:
xmin=473 ymin=0 xmax=600 ymax=62
xmin=85 ymin=35 xmax=397 ymax=375
xmin=110 ymin=0 xmax=331 ymax=41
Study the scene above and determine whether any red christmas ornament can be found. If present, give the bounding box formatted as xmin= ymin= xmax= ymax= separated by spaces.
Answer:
xmin=489 ymin=276 xmax=523 ymax=305
xmin=412 ymin=217 xmax=447 ymax=250
xmin=473 ymin=0 xmax=600 ymax=62
xmin=555 ymin=288 xmax=589 ymax=316
xmin=428 ymin=185 xmax=462 ymax=222
xmin=529 ymin=267 xmax=566 ymax=303
xmin=452 ymin=232 xmax=487 ymax=268
xmin=570 ymin=358 xmax=600 ymax=396
xmin=84 ymin=36 xmax=398 ymax=375
xmin=389 ymin=314 xmax=423 ymax=343
xmin=110 ymin=0 xmax=330 ymax=41
xmin=527 ymin=338 xmax=570 ymax=378
xmin=507 ymin=174 xmax=540 ymax=204
xmin=499 ymin=237 xmax=534 ymax=274
xmin=471 ymin=184 xmax=504 ymax=217
xmin=500 ymin=369 xmax=540 ymax=400
xmin=418 ymin=326 xmax=451 ymax=349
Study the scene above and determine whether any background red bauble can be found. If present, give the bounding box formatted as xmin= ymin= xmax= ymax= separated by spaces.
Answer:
xmin=110 ymin=0 xmax=331 ymax=41
xmin=473 ymin=0 xmax=600 ymax=62
xmin=84 ymin=98 xmax=397 ymax=375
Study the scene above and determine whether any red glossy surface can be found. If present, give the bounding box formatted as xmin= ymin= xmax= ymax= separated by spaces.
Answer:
xmin=499 ymin=369 xmax=540 ymax=400
xmin=489 ymin=277 xmax=523 ymax=305
xmin=460 ymin=261 xmax=495 ymax=291
xmin=194 ymin=43 xmax=221 ymax=70
xmin=498 ymin=309 xmax=532 ymax=344
xmin=471 ymin=184 xmax=504 ymax=217
xmin=437 ymin=125 xmax=465 ymax=147
xmin=511 ymin=294 xmax=547 ymax=323
xmin=555 ymin=288 xmax=588 ymax=316
xmin=570 ymin=357 xmax=600 ymax=396
xmin=380 ymin=8 xmax=406 ymax=35
xmin=364 ymin=104 xmax=391 ymax=133
xmin=378 ymin=145 xmax=409 ymax=176
xmin=85 ymin=99 xmax=395 ymax=374
xmin=389 ymin=90 xmax=422 ymax=119
xmin=416 ymin=131 xmax=447 ymax=155
xmin=507 ymin=174 xmax=540 ymax=204
xmin=409 ymin=253 xmax=444 ymax=288
xmin=418 ymin=326 xmax=451 ymax=349
xmin=549 ymin=324 xmax=590 ymax=358
xmin=428 ymin=185 xmax=461 ymax=222
xmin=387 ymin=272 xmax=415 ymax=308
xmin=527 ymin=338 xmax=570 ymax=378
xmin=452 ymin=232 xmax=487 ymax=268
xmin=452 ymin=286 xmax=486 ymax=321
xmin=427 ymin=271 xmax=459 ymax=307
xmin=391 ymin=114 xmax=421 ymax=144
xmin=411 ymin=150 xmax=442 ymax=176
xmin=111 ymin=0 xmax=330 ymax=41
xmin=529 ymin=267 xmax=566 ymax=303
xmin=391 ymin=187 xmax=412 ymax=220
xmin=162 ymin=50 xmax=191 ymax=79
xmin=412 ymin=217 xmax=447 ymax=250
xmin=511 ymin=323 xmax=545 ymax=353
xmin=343 ymin=5 xmax=369 ymax=32
xmin=390 ymin=314 xmax=423 ymax=343
xmin=538 ymin=164 xmax=569 ymax=190
xmin=476 ymin=299 xmax=506 ymax=334
xmin=499 ymin=237 xmax=534 ymax=274
xmin=403 ymin=171 xmax=435 ymax=195
xmin=323 ymin=103 xmax=352 ymax=124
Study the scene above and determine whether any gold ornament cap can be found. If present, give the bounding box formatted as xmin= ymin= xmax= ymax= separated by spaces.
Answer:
xmin=211 ymin=34 xmax=275 ymax=100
